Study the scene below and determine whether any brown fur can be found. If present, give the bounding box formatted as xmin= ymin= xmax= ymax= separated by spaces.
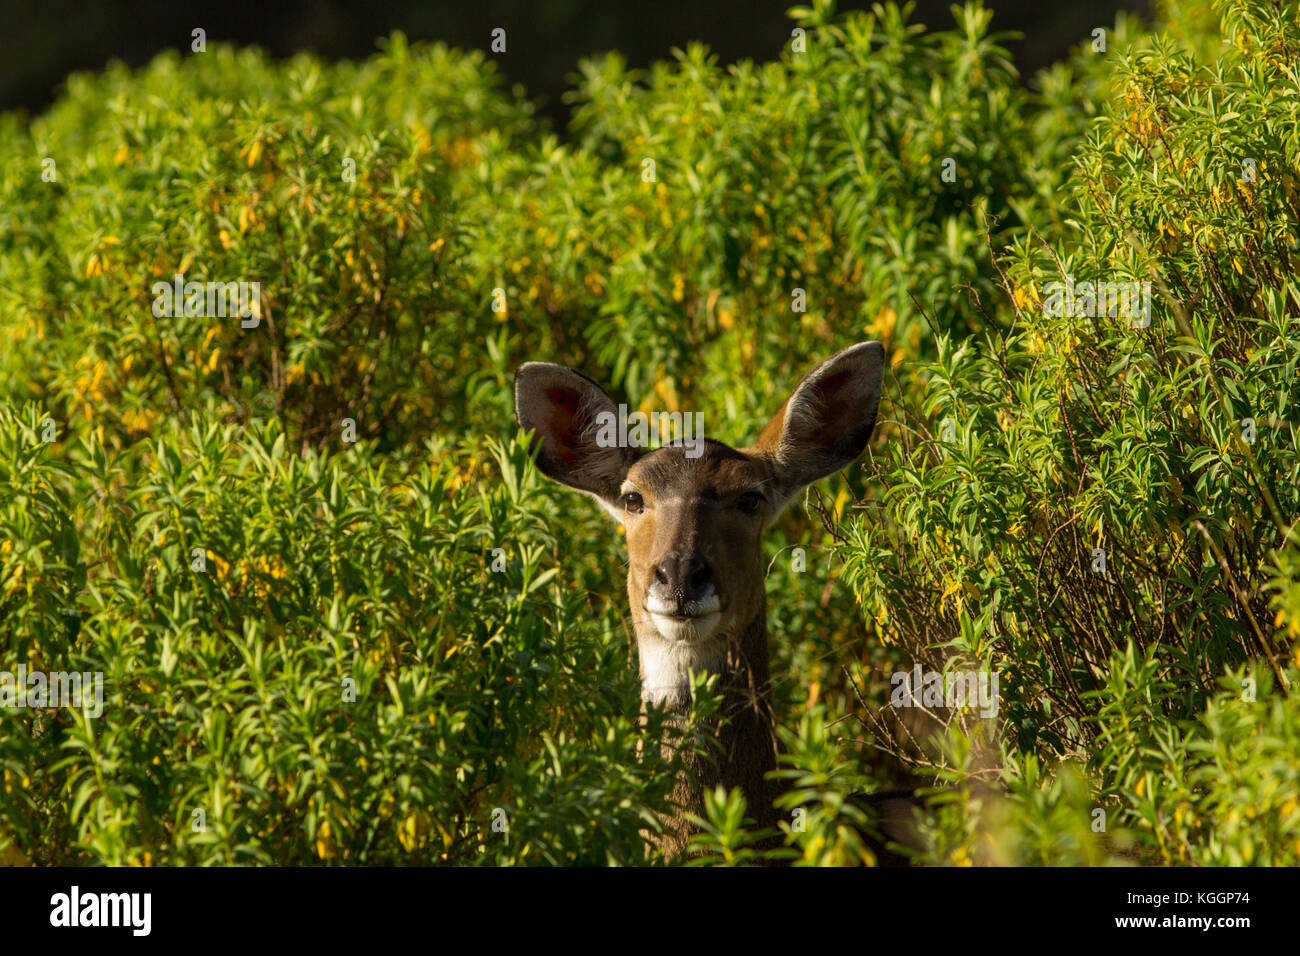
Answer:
xmin=642 ymin=547 xmax=779 ymax=858
xmin=515 ymin=342 xmax=886 ymax=860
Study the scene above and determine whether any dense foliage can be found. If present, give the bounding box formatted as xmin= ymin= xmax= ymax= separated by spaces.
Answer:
xmin=1 ymin=0 xmax=1296 ymax=865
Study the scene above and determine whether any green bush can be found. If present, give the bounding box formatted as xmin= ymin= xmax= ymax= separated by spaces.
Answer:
xmin=2 ymin=36 xmax=535 ymax=454
xmin=2 ymin=0 xmax=1297 ymax=866
xmin=0 ymin=405 xmax=687 ymax=864
xmin=837 ymin=0 xmax=1300 ymax=864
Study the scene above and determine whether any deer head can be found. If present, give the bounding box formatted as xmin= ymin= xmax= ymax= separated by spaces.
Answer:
xmin=514 ymin=342 xmax=885 ymax=855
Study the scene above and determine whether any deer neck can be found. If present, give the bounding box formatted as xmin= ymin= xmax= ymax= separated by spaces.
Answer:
xmin=635 ymin=600 xmax=780 ymax=857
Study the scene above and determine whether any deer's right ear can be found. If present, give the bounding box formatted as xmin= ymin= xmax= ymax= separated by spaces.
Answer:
xmin=514 ymin=362 xmax=635 ymax=508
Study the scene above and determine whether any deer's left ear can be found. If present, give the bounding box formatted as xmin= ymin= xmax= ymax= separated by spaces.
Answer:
xmin=746 ymin=341 xmax=885 ymax=500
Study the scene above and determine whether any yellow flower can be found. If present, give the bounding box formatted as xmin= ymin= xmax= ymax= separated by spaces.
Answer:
xmin=315 ymin=819 xmax=337 ymax=859
xmin=832 ymin=487 xmax=851 ymax=521
xmin=653 ymin=377 xmax=680 ymax=413
xmin=869 ymin=306 xmax=897 ymax=339
xmin=4 ymin=561 xmax=24 ymax=597
xmin=121 ymin=407 xmax=158 ymax=433
xmin=398 ymin=810 xmax=430 ymax=852
xmin=439 ymin=136 xmax=478 ymax=168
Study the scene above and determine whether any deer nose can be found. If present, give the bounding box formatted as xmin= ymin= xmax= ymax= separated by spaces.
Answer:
xmin=653 ymin=552 xmax=714 ymax=604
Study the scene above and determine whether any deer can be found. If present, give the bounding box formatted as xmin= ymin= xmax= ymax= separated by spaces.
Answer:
xmin=514 ymin=341 xmax=919 ymax=861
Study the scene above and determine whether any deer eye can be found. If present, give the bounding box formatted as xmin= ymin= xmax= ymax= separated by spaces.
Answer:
xmin=622 ymin=492 xmax=645 ymax=515
xmin=735 ymin=491 xmax=764 ymax=515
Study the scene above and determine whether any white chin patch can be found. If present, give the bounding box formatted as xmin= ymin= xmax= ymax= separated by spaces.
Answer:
xmin=638 ymin=623 xmax=728 ymax=707
xmin=648 ymin=611 xmax=722 ymax=643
